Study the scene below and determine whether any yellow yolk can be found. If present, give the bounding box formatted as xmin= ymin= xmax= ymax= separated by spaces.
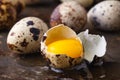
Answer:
xmin=47 ymin=39 xmax=83 ymax=58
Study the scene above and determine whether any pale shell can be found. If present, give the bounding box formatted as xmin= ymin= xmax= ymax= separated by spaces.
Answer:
xmin=61 ymin=0 xmax=93 ymax=8
xmin=87 ymin=0 xmax=120 ymax=31
xmin=41 ymin=24 xmax=83 ymax=69
xmin=7 ymin=17 xmax=48 ymax=54
xmin=78 ymin=30 xmax=107 ymax=62
xmin=41 ymin=24 xmax=107 ymax=69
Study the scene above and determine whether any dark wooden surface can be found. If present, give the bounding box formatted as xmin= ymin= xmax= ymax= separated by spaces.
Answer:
xmin=0 ymin=1 xmax=120 ymax=80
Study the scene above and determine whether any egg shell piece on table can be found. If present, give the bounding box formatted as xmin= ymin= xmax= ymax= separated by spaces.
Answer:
xmin=41 ymin=24 xmax=84 ymax=69
xmin=50 ymin=1 xmax=87 ymax=33
xmin=7 ymin=17 xmax=48 ymax=54
xmin=41 ymin=24 xmax=107 ymax=69
xmin=78 ymin=30 xmax=107 ymax=62
xmin=60 ymin=0 xmax=93 ymax=8
xmin=87 ymin=0 xmax=120 ymax=31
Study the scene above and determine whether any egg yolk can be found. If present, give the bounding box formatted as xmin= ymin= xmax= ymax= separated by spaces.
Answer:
xmin=47 ymin=39 xmax=83 ymax=58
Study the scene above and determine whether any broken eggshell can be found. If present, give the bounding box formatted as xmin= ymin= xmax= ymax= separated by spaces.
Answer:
xmin=78 ymin=30 xmax=107 ymax=62
xmin=7 ymin=17 xmax=48 ymax=54
xmin=41 ymin=24 xmax=107 ymax=69
xmin=41 ymin=24 xmax=84 ymax=69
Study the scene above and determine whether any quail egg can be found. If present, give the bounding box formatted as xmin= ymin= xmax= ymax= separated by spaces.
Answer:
xmin=50 ymin=1 xmax=87 ymax=33
xmin=60 ymin=0 xmax=93 ymax=8
xmin=88 ymin=0 xmax=120 ymax=31
xmin=0 ymin=1 xmax=16 ymax=30
xmin=41 ymin=24 xmax=107 ymax=69
xmin=7 ymin=17 xmax=48 ymax=54
xmin=2 ymin=0 xmax=25 ymax=14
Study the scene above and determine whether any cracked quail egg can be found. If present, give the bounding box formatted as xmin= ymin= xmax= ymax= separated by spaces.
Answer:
xmin=88 ymin=0 xmax=120 ymax=31
xmin=50 ymin=1 xmax=87 ymax=33
xmin=41 ymin=24 xmax=107 ymax=69
xmin=7 ymin=17 xmax=48 ymax=54
xmin=60 ymin=0 xmax=93 ymax=8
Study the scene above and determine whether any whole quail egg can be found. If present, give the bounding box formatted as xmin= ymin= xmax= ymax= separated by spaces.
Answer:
xmin=0 ymin=1 xmax=16 ymax=30
xmin=41 ymin=24 xmax=107 ymax=69
xmin=2 ymin=0 xmax=25 ymax=14
xmin=88 ymin=0 xmax=120 ymax=31
xmin=60 ymin=0 xmax=93 ymax=8
xmin=50 ymin=1 xmax=87 ymax=33
xmin=7 ymin=17 xmax=48 ymax=54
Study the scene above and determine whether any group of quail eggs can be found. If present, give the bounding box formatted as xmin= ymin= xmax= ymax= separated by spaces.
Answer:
xmin=0 ymin=0 xmax=43 ymax=30
xmin=2 ymin=0 xmax=120 ymax=70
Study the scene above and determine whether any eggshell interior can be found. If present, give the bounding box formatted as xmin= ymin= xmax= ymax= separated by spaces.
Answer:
xmin=44 ymin=24 xmax=78 ymax=45
xmin=78 ymin=30 xmax=107 ymax=62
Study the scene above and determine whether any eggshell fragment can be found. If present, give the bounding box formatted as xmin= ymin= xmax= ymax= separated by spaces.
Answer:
xmin=7 ymin=17 xmax=48 ymax=54
xmin=78 ymin=30 xmax=107 ymax=62
xmin=88 ymin=0 xmax=120 ymax=31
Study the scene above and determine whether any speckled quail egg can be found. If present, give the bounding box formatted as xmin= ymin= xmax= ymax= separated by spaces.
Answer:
xmin=2 ymin=0 xmax=25 ymax=14
xmin=41 ymin=24 xmax=107 ymax=69
xmin=50 ymin=1 xmax=87 ymax=33
xmin=7 ymin=17 xmax=48 ymax=54
xmin=87 ymin=0 xmax=120 ymax=31
xmin=60 ymin=0 xmax=93 ymax=8
xmin=0 ymin=1 xmax=16 ymax=30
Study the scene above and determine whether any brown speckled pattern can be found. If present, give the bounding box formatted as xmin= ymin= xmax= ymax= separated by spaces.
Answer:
xmin=8 ymin=43 xmax=18 ymax=50
xmin=27 ymin=21 xmax=34 ymax=26
xmin=20 ymin=39 xmax=29 ymax=47
xmin=2 ymin=0 xmax=25 ymax=14
xmin=30 ymin=27 xmax=40 ymax=41
xmin=88 ymin=1 xmax=120 ymax=31
xmin=7 ymin=43 xmax=23 ymax=53
xmin=44 ymin=51 xmax=83 ymax=69
xmin=50 ymin=1 xmax=87 ymax=33
xmin=7 ymin=17 xmax=48 ymax=54
xmin=10 ymin=32 xmax=15 ymax=36
xmin=0 ymin=1 xmax=16 ymax=30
